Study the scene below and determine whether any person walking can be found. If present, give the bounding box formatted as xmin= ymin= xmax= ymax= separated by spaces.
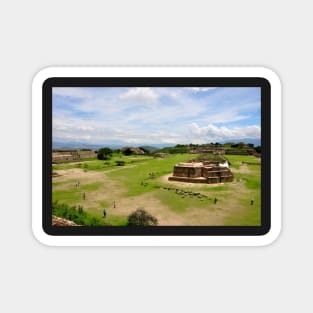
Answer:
xmin=103 ymin=208 xmax=107 ymax=218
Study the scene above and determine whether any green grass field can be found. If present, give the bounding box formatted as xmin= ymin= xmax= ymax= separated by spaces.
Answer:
xmin=52 ymin=154 xmax=261 ymax=226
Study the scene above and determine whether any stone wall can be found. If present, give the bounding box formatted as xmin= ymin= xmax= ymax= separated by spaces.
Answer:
xmin=78 ymin=151 xmax=96 ymax=158
xmin=52 ymin=150 xmax=96 ymax=162
xmin=173 ymin=165 xmax=202 ymax=178
xmin=52 ymin=153 xmax=76 ymax=161
xmin=202 ymin=166 xmax=233 ymax=183
xmin=225 ymin=150 xmax=249 ymax=155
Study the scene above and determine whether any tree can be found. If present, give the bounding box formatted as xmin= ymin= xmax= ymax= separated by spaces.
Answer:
xmin=97 ymin=147 xmax=113 ymax=160
xmin=123 ymin=147 xmax=133 ymax=156
xmin=127 ymin=209 xmax=158 ymax=226
xmin=238 ymin=142 xmax=245 ymax=149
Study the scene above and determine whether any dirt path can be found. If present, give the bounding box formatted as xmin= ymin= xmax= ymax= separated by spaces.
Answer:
xmin=53 ymin=168 xmax=126 ymax=212
xmin=110 ymin=191 xmax=226 ymax=226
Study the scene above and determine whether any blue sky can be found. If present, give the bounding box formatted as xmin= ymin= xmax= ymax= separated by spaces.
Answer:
xmin=52 ymin=87 xmax=261 ymax=145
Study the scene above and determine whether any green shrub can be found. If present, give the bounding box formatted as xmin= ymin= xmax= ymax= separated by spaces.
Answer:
xmin=156 ymin=146 xmax=188 ymax=154
xmin=52 ymin=201 xmax=105 ymax=226
xmin=115 ymin=160 xmax=125 ymax=166
xmin=123 ymin=148 xmax=133 ymax=156
xmin=97 ymin=147 xmax=113 ymax=160
xmin=127 ymin=208 xmax=158 ymax=226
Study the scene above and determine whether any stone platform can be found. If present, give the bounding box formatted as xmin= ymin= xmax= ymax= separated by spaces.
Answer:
xmin=168 ymin=161 xmax=233 ymax=184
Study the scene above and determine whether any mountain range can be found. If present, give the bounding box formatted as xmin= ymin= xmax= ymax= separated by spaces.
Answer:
xmin=53 ymin=138 xmax=260 ymax=150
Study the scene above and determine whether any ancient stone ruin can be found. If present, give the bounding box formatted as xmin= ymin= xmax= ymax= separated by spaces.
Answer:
xmin=52 ymin=150 xmax=96 ymax=162
xmin=168 ymin=160 xmax=233 ymax=184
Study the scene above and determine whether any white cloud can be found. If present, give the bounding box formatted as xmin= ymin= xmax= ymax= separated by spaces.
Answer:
xmin=188 ymin=123 xmax=260 ymax=142
xmin=53 ymin=87 xmax=92 ymax=99
xmin=186 ymin=87 xmax=217 ymax=93
xmin=53 ymin=87 xmax=260 ymax=146
xmin=119 ymin=87 xmax=159 ymax=103
xmin=198 ymin=111 xmax=250 ymax=125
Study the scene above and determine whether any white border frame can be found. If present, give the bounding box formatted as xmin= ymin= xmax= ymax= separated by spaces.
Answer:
xmin=32 ymin=67 xmax=281 ymax=246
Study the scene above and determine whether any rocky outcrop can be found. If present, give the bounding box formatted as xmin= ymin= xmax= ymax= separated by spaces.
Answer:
xmin=52 ymin=215 xmax=81 ymax=226
xmin=121 ymin=147 xmax=145 ymax=155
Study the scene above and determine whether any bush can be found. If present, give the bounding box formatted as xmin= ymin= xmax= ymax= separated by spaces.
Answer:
xmin=123 ymin=148 xmax=133 ymax=156
xmin=97 ymin=147 xmax=113 ymax=160
xmin=115 ymin=160 xmax=125 ymax=166
xmin=52 ymin=201 xmax=105 ymax=226
xmin=127 ymin=208 xmax=158 ymax=226
xmin=156 ymin=146 xmax=188 ymax=154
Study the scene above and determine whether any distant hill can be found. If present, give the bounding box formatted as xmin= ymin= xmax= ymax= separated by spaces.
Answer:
xmin=53 ymin=139 xmax=260 ymax=151
xmin=53 ymin=141 xmax=102 ymax=150
xmin=138 ymin=146 xmax=159 ymax=153
xmin=121 ymin=146 xmax=145 ymax=155
xmin=52 ymin=141 xmax=176 ymax=150
xmin=220 ymin=138 xmax=261 ymax=146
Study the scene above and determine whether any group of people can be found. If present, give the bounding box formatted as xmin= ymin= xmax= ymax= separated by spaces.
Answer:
xmin=213 ymin=197 xmax=254 ymax=205
xmin=75 ymin=180 xmax=117 ymax=218
xmin=75 ymin=181 xmax=86 ymax=200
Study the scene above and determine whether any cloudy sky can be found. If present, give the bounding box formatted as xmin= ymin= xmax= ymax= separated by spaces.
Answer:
xmin=52 ymin=86 xmax=261 ymax=146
